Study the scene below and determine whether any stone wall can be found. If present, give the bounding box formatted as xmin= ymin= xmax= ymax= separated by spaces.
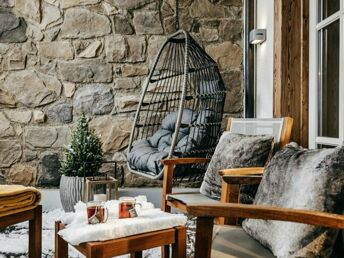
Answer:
xmin=0 ymin=0 xmax=243 ymax=187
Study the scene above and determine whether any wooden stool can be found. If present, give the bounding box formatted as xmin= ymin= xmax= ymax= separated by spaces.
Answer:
xmin=0 ymin=205 xmax=42 ymax=258
xmin=55 ymin=221 xmax=186 ymax=258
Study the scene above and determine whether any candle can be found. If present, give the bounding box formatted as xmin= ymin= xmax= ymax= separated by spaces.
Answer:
xmin=93 ymin=194 xmax=107 ymax=202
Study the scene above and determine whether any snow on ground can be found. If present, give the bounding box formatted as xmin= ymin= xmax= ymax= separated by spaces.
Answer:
xmin=0 ymin=209 xmax=195 ymax=258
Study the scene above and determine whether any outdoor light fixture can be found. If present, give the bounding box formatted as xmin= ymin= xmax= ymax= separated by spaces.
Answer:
xmin=249 ymin=29 xmax=266 ymax=44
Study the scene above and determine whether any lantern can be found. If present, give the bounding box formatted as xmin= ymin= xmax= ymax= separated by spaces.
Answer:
xmin=85 ymin=176 xmax=118 ymax=202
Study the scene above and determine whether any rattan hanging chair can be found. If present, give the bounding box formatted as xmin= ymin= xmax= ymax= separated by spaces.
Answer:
xmin=127 ymin=29 xmax=227 ymax=180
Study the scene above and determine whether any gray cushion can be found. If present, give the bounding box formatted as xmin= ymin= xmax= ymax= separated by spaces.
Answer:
xmin=187 ymin=109 xmax=216 ymax=151
xmin=128 ymin=108 xmax=215 ymax=176
xmin=149 ymin=129 xmax=171 ymax=147
xmin=200 ymin=133 xmax=274 ymax=200
xmin=166 ymin=193 xmax=219 ymax=204
xmin=127 ymin=139 xmax=168 ymax=173
xmin=211 ymin=226 xmax=275 ymax=258
xmin=243 ymin=143 xmax=344 ymax=258
xmin=161 ymin=108 xmax=196 ymax=134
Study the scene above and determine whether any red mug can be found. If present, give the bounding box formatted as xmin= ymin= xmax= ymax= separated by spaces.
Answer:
xmin=118 ymin=197 xmax=142 ymax=219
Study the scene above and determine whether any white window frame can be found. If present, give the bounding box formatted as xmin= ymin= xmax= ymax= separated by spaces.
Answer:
xmin=309 ymin=0 xmax=344 ymax=148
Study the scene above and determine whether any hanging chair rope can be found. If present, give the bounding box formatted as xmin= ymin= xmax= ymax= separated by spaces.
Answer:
xmin=175 ymin=0 xmax=180 ymax=31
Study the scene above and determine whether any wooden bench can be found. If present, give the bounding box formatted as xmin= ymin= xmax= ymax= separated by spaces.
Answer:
xmin=0 ymin=205 xmax=42 ymax=258
xmin=55 ymin=221 xmax=186 ymax=258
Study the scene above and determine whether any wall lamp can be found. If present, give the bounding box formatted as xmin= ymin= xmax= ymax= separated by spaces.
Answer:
xmin=249 ymin=29 xmax=266 ymax=45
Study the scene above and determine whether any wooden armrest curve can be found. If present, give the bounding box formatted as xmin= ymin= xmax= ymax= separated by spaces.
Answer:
xmin=219 ymin=167 xmax=264 ymax=176
xmin=161 ymin=157 xmax=210 ymax=166
xmin=186 ymin=203 xmax=344 ymax=229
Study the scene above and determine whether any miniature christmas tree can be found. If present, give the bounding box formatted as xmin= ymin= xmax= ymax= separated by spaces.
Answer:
xmin=60 ymin=113 xmax=103 ymax=177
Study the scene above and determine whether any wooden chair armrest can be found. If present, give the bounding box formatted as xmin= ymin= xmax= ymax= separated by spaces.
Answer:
xmin=219 ymin=167 xmax=264 ymax=176
xmin=222 ymin=175 xmax=262 ymax=185
xmin=186 ymin=203 xmax=344 ymax=229
xmin=219 ymin=175 xmax=262 ymax=224
xmin=161 ymin=157 xmax=210 ymax=166
xmin=161 ymin=157 xmax=209 ymax=212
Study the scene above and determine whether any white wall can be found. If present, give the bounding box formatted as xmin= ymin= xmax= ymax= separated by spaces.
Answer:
xmin=255 ymin=0 xmax=274 ymax=118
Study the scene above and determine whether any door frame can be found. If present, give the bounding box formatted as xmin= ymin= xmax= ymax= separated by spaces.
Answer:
xmin=309 ymin=0 xmax=344 ymax=148
xmin=273 ymin=0 xmax=309 ymax=147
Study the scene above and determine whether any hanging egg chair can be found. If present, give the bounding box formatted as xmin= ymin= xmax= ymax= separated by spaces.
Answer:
xmin=127 ymin=29 xmax=227 ymax=180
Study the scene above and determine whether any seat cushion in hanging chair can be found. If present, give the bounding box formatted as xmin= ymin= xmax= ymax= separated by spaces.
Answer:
xmin=128 ymin=108 xmax=214 ymax=176
xmin=175 ymin=109 xmax=216 ymax=153
xmin=128 ymin=139 xmax=169 ymax=175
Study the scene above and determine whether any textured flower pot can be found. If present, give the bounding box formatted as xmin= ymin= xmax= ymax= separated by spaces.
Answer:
xmin=59 ymin=175 xmax=85 ymax=212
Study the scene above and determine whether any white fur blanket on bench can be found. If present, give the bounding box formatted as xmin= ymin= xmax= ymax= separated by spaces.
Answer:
xmin=58 ymin=197 xmax=187 ymax=245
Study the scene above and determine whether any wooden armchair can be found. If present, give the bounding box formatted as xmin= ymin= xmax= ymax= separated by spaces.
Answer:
xmin=186 ymin=203 xmax=344 ymax=258
xmin=161 ymin=117 xmax=294 ymax=218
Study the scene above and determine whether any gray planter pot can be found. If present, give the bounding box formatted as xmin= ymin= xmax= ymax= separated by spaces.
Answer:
xmin=59 ymin=175 xmax=85 ymax=212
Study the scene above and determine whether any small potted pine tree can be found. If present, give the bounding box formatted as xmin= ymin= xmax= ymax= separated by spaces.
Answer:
xmin=59 ymin=113 xmax=103 ymax=212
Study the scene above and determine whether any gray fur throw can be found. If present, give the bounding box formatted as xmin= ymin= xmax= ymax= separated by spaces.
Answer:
xmin=200 ymin=133 xmax=274 ymax=200
xmin=243 ymin=142 xmax=344 ymax=258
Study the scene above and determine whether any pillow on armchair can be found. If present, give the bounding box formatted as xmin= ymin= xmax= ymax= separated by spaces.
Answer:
xmin=200 ymin=132 xmax=274 ymax=200
xmin=243 ymin=143 xmax=344 ymax=258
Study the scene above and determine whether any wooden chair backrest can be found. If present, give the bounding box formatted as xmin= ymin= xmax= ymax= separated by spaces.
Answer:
xmin=226 ymin=117 xmax=293 ymax=149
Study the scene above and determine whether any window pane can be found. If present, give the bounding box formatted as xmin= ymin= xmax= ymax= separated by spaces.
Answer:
xmin=318 ymin=0 xmax=340 ymax=21
xmin=318 ymin=20 xmax=340 ymax=138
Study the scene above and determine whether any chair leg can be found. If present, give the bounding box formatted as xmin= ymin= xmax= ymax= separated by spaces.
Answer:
xmin=161 ymin=164 xmax=174 ymax=257
xmin=172 ymin=226 xmax=186 ymax=258
xmin=161 ymin=245 xmax=170 ymax=258
xmin=89 ymin=246 xmax=104 ymax=258
xmin=55 ymin=221 xmax=68 ymax=258
xmin=217 ymin=181 xmax=240 ymax=225
xmin=130 ymin=251 xmax=143 ymax=258
xmin=333 ymin=230 xmax=344 ymax=255
xmin=29 ymin=205 xmax=42 ymax=258
xmin=194 ymin=217 xmax=214 ymax=258
xmin=161 ymin=164 xmax=174 ymax=213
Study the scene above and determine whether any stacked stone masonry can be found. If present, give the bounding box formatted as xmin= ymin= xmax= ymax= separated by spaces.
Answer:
xmin=0 ymin=0 xmax=243 ymax=187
